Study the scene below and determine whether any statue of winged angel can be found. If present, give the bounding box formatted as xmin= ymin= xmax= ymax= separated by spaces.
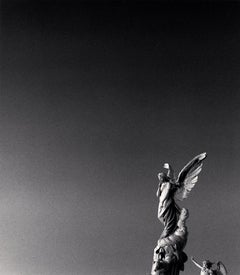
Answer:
xmin=156 ymin=152 xmax=207 ymax=239
xmin=191 ymin=257 xmax=227 ymax=275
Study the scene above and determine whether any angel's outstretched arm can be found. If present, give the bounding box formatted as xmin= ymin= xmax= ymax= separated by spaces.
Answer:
xmin=191 ymin=257 xmax=202 ymax=269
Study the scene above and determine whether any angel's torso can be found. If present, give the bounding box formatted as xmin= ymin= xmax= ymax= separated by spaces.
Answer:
xmin=160 ymin=182 xmax=177 ymax=199
xmin=158 ymin=181 xmax=177 ymax=216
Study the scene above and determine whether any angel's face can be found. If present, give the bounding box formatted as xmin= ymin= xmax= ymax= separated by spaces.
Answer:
xmin=180 ymin=208 xmax=189 ymax=220
xmin=203 ymin=261 xmax=207 ymax=268
xmin=203 ymin=261 xmax=212 ymax=269
xmin=158 ymin=173 xmax=164 ymax=182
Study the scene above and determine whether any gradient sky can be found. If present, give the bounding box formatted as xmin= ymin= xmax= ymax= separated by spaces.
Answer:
xmin=1 ymin=1 xmax=240 ymax=275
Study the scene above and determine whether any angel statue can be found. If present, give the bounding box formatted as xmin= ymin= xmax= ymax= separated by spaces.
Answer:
xmin=191 ymin=256 xmax=227 ymax=275
xmin=156 ymin=152 xmax=207 ymax=239
xmin=151 ymin=153 xmax=207 ymax=275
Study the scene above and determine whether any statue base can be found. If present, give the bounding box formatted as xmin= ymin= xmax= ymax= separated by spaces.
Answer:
xmin=151 ymin=208 xmax=189 ymax=275
xmin=151 ymin=245 xmax=188 ymax=275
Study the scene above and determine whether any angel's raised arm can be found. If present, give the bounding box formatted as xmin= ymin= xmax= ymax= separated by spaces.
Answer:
xmin=191 ymin=257 xmax=202 ymax=269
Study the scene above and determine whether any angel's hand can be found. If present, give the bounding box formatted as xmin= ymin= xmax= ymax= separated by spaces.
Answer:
xmin=163 ymin=163 xmax=170 ymax=169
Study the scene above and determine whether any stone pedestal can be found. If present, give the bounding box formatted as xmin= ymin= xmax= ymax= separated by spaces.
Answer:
xmin=151 ymin=208 xmax=188 ymax=275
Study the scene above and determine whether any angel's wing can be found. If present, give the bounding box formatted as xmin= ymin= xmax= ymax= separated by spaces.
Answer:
xmin=216 ymin=261 xmax=227 ymax=275
xmin=175 ymin=152 xmax=207 ymax=200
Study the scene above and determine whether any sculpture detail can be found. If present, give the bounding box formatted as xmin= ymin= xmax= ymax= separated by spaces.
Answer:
xmin=157 ymin=152 xmax=207 ymax=239
xmin=151 ymin=153 xmax=207 ymax=275
xmin=191 ymin=257 xmax=227 ymax=275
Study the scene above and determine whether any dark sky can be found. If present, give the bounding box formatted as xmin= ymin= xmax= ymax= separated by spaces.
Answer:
xmin=1 ymin=1 xmax=240 ymax=275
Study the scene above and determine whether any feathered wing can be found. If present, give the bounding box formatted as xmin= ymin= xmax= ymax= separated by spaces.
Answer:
xmin=216 ymin=262 xmax=228 ymax=275
xmin=175 ymin=152 xmax=207 ymax=200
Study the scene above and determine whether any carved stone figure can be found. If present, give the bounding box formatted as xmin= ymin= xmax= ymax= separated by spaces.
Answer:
xmin=151 ymin=153 xmax=207 ymax=275
xmin=191 ymin=257 xmax=227 ymax=275
xmin=156 ymin=152 xmax=207 ymax=239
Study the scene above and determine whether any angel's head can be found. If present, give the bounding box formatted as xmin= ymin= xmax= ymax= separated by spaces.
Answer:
xmin=157 ymin=172 xmax=169 ymax=183
xmin=203 ymin=260 xmax=214 ymax=269
xmin=179 ymin=208 xmax=189 ymax=220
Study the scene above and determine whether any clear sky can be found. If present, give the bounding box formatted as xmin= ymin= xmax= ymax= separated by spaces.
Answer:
xmin=1 ymin=1 xmax=240 ymax=275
